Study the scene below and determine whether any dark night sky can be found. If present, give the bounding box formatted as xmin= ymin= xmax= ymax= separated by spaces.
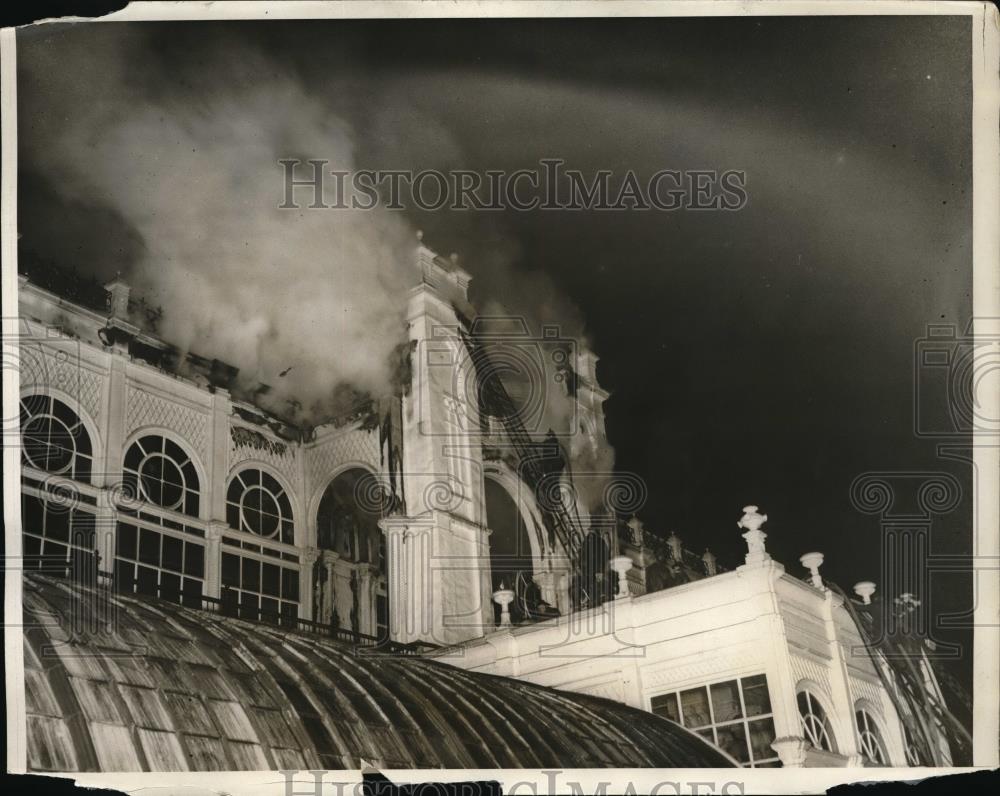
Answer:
xmin=17 ymin=16 xmax=974 ymax=676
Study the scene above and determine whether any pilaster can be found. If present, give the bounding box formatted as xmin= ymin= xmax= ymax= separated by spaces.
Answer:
xmin=204 ymin=521 xmax=226 ymax=600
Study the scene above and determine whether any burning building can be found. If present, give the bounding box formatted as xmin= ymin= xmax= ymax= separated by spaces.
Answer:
xmin=13 ymin=237 xmax=969 ymax=772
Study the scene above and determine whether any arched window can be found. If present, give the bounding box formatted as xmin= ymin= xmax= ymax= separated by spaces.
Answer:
xmin=856 ymin=710 xmax=889 ymax=766
xmin=316 ymin=468 xmax=385 ymax=563
xmin=116 ymin=436 xmax=203 ymax=605
xmin=123 ymin=435 xmax=200 ymax=517
xmin=20 ymin=395 xmax=93 ymax=482
xmin=485 ymin=478 xmax=537 ymax=624
xmin=226 ymin=468 xmax=293 ymax=544
xmin=797 ymin=690 xmax=837 ymax=753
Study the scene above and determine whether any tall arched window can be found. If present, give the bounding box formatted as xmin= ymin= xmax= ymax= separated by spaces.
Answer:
xmin=123 ymin=435 xmax=200 ymax=517
xmin=316 ymin=468 xmax=387 ymax=638
xmin=116 ymin=435 xmax=203 ymax=605
xmin=20 ymin=394 xmax=93 ymax=482
xmin=219 ymin=468 xmax=299 ymax=626
xmin=226 ymin=468 xmax=294 ymax=544
xmin=316 ymin=468 xmax=385 ymax=563
xmin=485 ymin=478 xmax=537 ymax=624
xmin=797 ymin=690 xmax=837 ymax=753
xmin=855 ymin=709 xmax=889 ymax=766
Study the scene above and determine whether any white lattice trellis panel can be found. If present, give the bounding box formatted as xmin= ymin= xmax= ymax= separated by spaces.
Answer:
xmin=306 ymin=427 xmax=381 ymax=493
xmin=125 ymin=385 xmax=210 ymax=465
xmin=20 ymin=341 xmax=106 ymax=426
xmin=790 ymin=653 xmax=834 ymax=697
xmin=644 ymin=657 xmax=744 ymax=692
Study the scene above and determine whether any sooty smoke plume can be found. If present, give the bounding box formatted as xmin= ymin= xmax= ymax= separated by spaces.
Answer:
xmin=21 ymin=27 xmax=616 ymax=507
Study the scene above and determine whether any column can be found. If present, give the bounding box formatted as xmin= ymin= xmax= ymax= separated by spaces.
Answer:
xmin=379 ymin=518 xmax=408 ymax=643
xmin=207 ymin=389 xmax=231 ymax=522
xmin=97 ymin=349 xmax=128 ymax=580
xmin=320 ymin=549 xmax=340 ymax=626
xmin=299 ymin=546 xmax=320 ymax=621
xmin=356 ymin=563 xmax=377 ymax=636
xmin=204 ymin=521 xmax=226 ymax=600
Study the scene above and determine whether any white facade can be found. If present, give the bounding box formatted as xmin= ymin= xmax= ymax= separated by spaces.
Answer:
xmin=436 ymin=543 xmax=918 ymax=768
xmin=14 ymin=245 xmax=955 ymax=769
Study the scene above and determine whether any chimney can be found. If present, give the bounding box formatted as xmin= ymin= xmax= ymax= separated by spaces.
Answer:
xmin=104 ymin=274 xmax=130 ymax=321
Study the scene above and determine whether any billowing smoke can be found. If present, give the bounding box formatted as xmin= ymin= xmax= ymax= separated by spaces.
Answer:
xmin=25 ymin=35 xmax=416 ymax=423
xmin=22 ymin=28 xmax=615 ymax=509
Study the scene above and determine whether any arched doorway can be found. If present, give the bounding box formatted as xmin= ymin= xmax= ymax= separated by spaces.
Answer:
xmin=484 ymin=477 xmax=557 ymax=624
xmin=315 ymin=468 xmax=388 ymax=639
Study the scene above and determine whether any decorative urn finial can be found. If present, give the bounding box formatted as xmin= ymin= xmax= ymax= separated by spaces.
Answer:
xmin=799 ymin=551 xmax=825 ymax=590
xmin=610 ymin=555 xmax=634 ymax=599
xmin=737 ymin=505 xmax=770 ymax=565
xmin=853 ymin=581 xmax=876 ymax=605
xmin=702 ymin=548 xmax=718 ymax=576
xmin=492 ymin=584 xmax=516 ymax=628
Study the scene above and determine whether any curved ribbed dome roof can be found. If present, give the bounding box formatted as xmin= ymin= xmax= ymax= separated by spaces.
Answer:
xmin=23 ymin=572 xmax=734 ymax=771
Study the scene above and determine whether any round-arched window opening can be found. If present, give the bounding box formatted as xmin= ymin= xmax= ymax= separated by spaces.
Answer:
xmin=226 ymin=468 xmax=294 ymax=544
xmin=797 ymin=690 xmax=837 ymax=753
xmin=317 ymin=468 xmax=386 ymax=564
xmin=20 ymin=395 xmax=93 ymax=482
xmin=856 ymin=710 xmax=889 ymax=766
xmin=485 ymin=478 xmax=537 ymax=624
xmin=123 ymin=435 xmax=200 ymax=517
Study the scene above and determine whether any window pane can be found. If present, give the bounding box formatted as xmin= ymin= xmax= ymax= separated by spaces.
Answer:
xmin=226 ymin=503 xmax=240 ymax=530
xmin=221 ymin=552 xmax=240 ymax=587
xmin=651 ymin=693 xmax=680 ymax=723
xmin=242 ymin=557 xmax=261 ymax=592
xmin=184 ymin=543 xmax=205 ymax=578
xmin=22 ymin=494 xmax=44 ymax=533
xmin=137 ymin=566 xmax=158 ymax=596
xmin=240 ymin=591 xmax=259 ymax=619
xmin=281 ymin=568 xmax=299 ymax=601
xmin=715 ymin=722 xmax=751 ymax=764
xmin=260 ymin=597 xmax=279 ymax=623
xmin=162 ymin=535 xmax=183 ymax=573
xmin=160 ymin=478 xmax=184 ymax=510
xmin=182 ymin=578 xmax=203 ymax=608
xmin=221 ymin=587 xmax=239 ymax=617
xmin=262 ymin=563 xmax=280 ymax=597
xmin=161 ymin=571 xmax=181 ymax=604
xmin=46 ymin=509 xmax=69 ymax=543
xmin=680 ymin=687 xmax=711 ymax=728
xmin=115 ymin=558 xmax=135 ymax=592
xmin=741 ymin=674 xmax=772 ymax=717
xmin=710 ymin=680 xmax=742 ymax=723
xmin=139 ymin=528 xmax=160 ymax=566
xmin=747 ymin=717 xmax=777 ymax=762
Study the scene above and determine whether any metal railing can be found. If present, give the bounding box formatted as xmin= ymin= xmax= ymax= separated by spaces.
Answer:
xmin=26 ymin=560 xmax=436 ymax=656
